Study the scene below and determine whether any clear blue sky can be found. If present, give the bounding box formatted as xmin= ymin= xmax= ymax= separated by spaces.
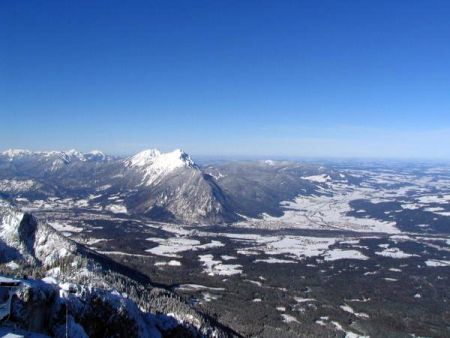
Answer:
xmin=1 ymin=0 xmax=449 ymax=159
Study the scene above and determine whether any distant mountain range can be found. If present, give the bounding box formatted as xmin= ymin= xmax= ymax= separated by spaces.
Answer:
xmin=0 ymin=148 xmax=347 ymax=224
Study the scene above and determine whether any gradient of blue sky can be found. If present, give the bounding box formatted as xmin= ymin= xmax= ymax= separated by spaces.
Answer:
xmin=1 ymin=0 xmax=449 ymax=158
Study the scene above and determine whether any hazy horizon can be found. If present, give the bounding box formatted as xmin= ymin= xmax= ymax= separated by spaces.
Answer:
xmin=3 ymin=146 xmax=450 ymax=163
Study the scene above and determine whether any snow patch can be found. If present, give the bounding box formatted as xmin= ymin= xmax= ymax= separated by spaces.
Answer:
xmin=425 ymin=259 xmax=450 ymax=267
xmin=301 ymin=174 xmax=331 ymax=183
xmin=323 ymin=249 xmax=369 ymax=261
xmin=375 ymin=247 xmax=419 ymax=259
xmin=198 ymin=254 xmax=242 ymax=276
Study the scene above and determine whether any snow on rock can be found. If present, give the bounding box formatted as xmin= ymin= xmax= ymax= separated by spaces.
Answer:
xmin=125 ymin=148 xmax=196 ymax=185
xmin=6 ymin=261 xmax=19 ymax=270
xmin=105 ymin=204 xmax=128 ymax=214
xmin=0 ymin=201 xmax=232 ymax=338
xmin=0 ymin=203 xmax=26 ymax=249
xmin=1 ymin=148 xmax=108 ymax=164
xmin=330 ymin=321 xmax=369 ymax=338
xmin=0 ymin=179 xmax=37 ymax=192
xmin=64 ymin=149 xmax=86 ymax=162
xmin=85 ymin=150 xmax=107 ymax=161
xmin=340 ymin=304 xmax=370 ymax=319
xmin=1 ymin=259 xmax=228 ymax=337
xmin=2 ymin=276 xmax=160 ymax=338
xmin=1 ymin=149 xmax=32 ymax=160
xmin=0 ymin=200 xmax=77 ymax=266
xmin=281 ymin=314 xmax=299 ymax=323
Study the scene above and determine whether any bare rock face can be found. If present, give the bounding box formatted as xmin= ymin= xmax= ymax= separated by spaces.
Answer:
xmin=127 ymin=167 xmax=239 ymax=224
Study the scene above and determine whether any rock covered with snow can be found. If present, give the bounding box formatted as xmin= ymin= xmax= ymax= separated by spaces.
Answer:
xmin=0 ymin=201 xmax=233 ymax=337
xmin=0 ymin=148 xmax=109 ymax=165
xmin=6 ymin=277 xmax=151 ymax=338
xmin=125 ymin=148 xmax=196 ymax=185
xmin=121 ymin=149 xmax=240 ymax=223
xmin=2 ymin=274 xmax=231 ymax=338
xmin=0 ymin=200 xmax=77 ymax=266
xmin=0 ymin=147 xmax=351 ymax=225
xmin=1 ymin=149 xmax=33 ymax=159
xmin=0 ymin=147 xmax=240 ymax=224
xmin=84 ymin=150 xmax=107 ymax=161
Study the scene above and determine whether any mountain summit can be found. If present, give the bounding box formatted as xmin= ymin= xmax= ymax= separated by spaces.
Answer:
xmin=123 ymin=149 xmax=237 ymax=223
xmin=0 ymin=148 xmax=240 ymax=224
xmin=125 ymin=149 xmax=196 ymax=185
xmin=0 ymin=147 xmax=336 ymax=224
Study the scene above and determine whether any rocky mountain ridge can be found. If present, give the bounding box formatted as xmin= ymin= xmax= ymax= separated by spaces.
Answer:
xmin=0 ymin=199 xmax=234 ymax=337
xmin=0 ymin=148 xmax=340 ymax=224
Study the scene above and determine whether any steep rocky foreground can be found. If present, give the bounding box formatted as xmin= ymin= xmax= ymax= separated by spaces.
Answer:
xmin=0 ymin=199 xmax=235 ymax=337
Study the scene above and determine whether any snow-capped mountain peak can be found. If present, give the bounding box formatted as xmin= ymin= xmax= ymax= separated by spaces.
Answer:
xmin=1 ymin=149 xmax=32 ymax=159
xmin=126 ymin=149 xmax=161 ymax=167
xmin=126 ymin=148 xmax=195 ymax=169
xmin=87 ymin=149 xmax=105 ymax=156
xmin=1 ymin=149 xmax=112 ymax=164
xmin=85 ymin=150 xmax=107 ymax=161
xmin=64 ymin=149 xmax=86 ymax=161
xmin=165 ymin=148 xmax=195 ymax=167
xmin=125 ymin=148 xmax=196 ymax=185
